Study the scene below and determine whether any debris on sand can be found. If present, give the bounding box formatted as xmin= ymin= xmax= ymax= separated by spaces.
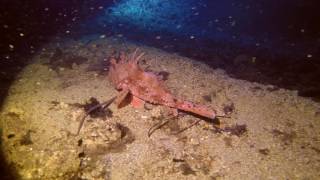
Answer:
xmin=46 ymin=48 xmax=88 ymax=71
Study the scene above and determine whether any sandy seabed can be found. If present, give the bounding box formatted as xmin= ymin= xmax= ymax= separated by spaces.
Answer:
xmin=1 ymin=36 xmax=319 ymax=180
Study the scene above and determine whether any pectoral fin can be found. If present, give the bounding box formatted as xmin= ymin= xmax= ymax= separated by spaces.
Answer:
xmin=115 ymin=89 xmax=131 ymax=108
xmin=131 ymin=96 xmax=145 ymax=108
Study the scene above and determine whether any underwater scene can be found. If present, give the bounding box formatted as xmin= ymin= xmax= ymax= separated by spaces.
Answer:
xmin=0 ymin=0 xmax=319 ymax=179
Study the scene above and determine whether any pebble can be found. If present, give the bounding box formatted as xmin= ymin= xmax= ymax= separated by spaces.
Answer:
xmin=59 ymin=102 xmax=69 ymax=109
xmin=144 ymin=103 xmax=154 ymax=110
xmin=190 ymin=138 xmax=200 ymax=145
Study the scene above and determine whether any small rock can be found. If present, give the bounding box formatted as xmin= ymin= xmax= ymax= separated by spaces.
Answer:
xmin=150 ymin=107 xmax=162 ymax=119
xmin=144 ymin=103 xmax=154 ymax=110
xmin=190 ymin=138 xmax=200 ymax=145
xmin=202 ymin=95 xmax=212 ymax=102
xmin=259 ymin=148 xmax=270 ymax=155
xmin=59 ymin=102 xmax=69 ymax=109
xmin=223 ymin=103 xmax=235 ymax=115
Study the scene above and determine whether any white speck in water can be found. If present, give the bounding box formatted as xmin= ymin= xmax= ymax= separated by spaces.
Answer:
xmin=307 ymin=54 xmax=312 ymax=58
xmin=100 ymin=34 xmax=106 ymax=39
xmin=9 ymin=44 xmax=14 ymax=49
xmin=252 ymin=57 xmax=256 ymax=63
xmin=19 ymin=33 xmax=24 ymax=37
xmin=36 ymin=82 xmax=41 ymax=85
xmin=300 ymin=29 xmax=305 ymax=33
xmin=155 ymin=36 xmax=161 ymax=39
xmin=190 ymin=35 xmax=195 ymax=39
xmin=44 ymin=7 xmax=49 ymax=11
xmin=3 ymin=24 xmax=9 ymax=28
xmin=98 ymin=6 xmax=104 ymax=10
xmin=65 ymin=30 xmax=70 ymax=34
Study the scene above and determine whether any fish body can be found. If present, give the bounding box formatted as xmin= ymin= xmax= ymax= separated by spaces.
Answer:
xmin=108 ymin=49 xmax=216 ymax=119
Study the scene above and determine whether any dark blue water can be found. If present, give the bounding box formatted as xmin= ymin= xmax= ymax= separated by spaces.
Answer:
xmin=1 ymin=0 xmax=319 ymax=100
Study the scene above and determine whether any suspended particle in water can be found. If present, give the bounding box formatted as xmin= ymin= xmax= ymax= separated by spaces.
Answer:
xmin=230 ymin=21 xmax=236 ymax=26
xmin=252 ymin=57 xmax=256 ymax=63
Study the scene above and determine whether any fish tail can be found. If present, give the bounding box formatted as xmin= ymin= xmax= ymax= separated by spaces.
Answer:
xmin=174 ymin=99 xmax=216 ymax=119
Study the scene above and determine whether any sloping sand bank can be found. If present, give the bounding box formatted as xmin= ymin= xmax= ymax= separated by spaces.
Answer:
xmin=1 ymin=37 xmax=319 ymax=179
